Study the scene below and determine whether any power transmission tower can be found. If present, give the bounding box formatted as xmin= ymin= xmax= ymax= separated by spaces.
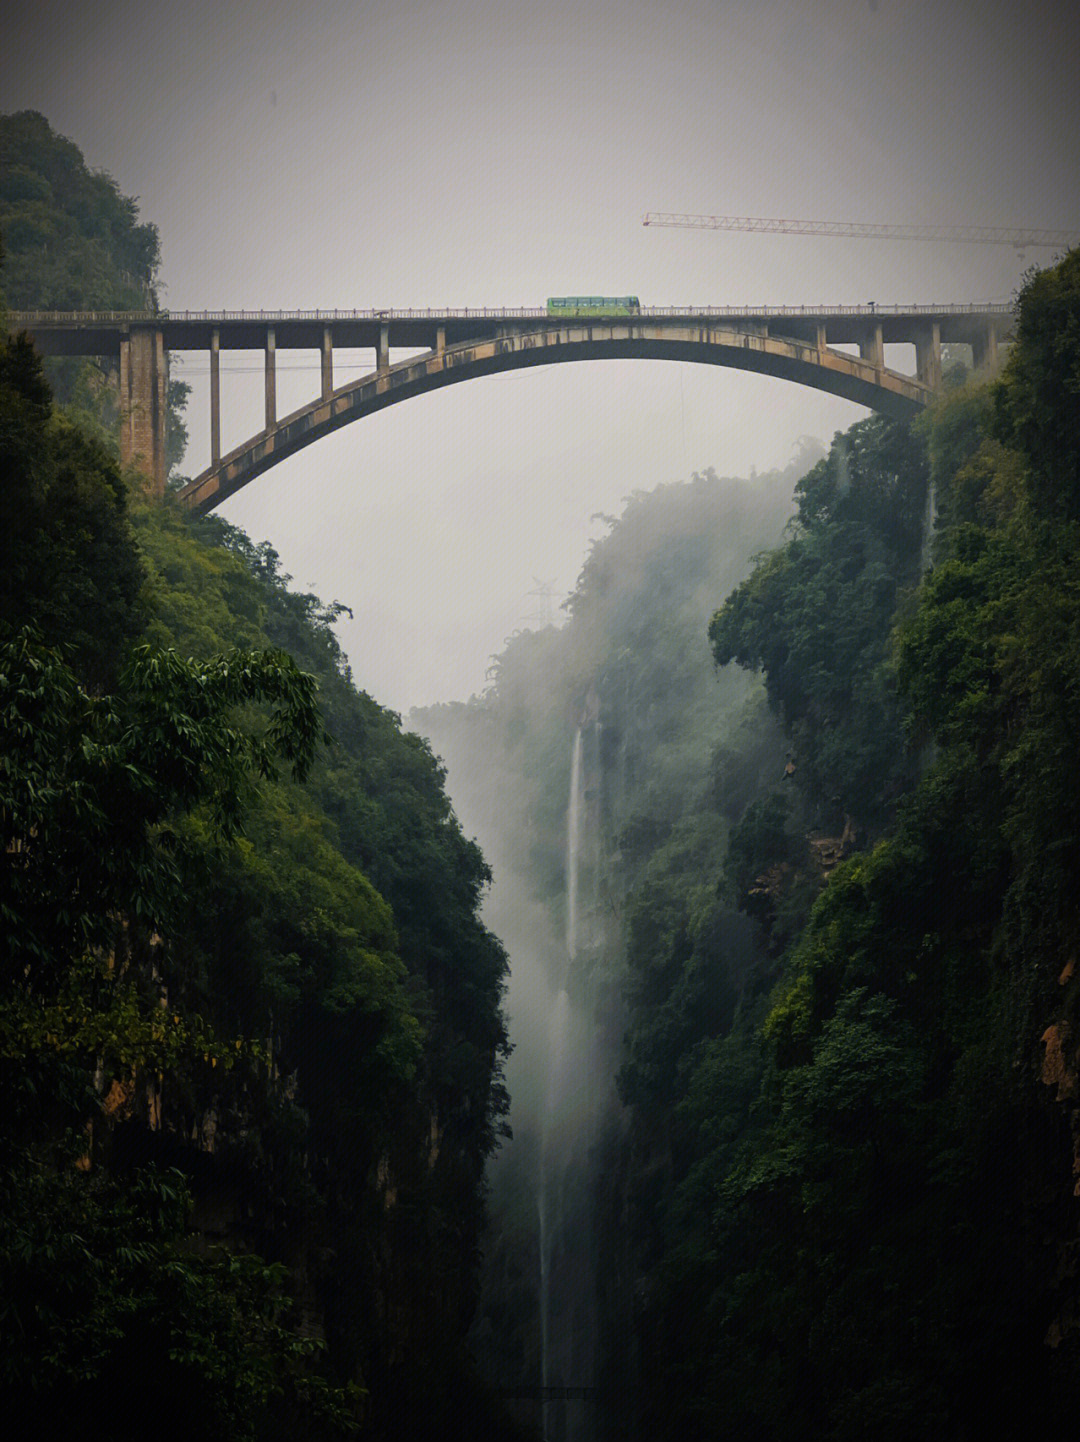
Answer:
xmin=641 ymin=213 xmax=1080 ymax=250
xmin=525 ymin=578 xmax=559 ymax=628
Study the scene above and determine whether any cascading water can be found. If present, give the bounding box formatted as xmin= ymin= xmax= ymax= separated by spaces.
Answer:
xmin=540 ymin=989 xmax=572 ymax=1408
xmin=921 ymin=474 xmax=937 ymax=574
xmin=917 ymin=478 xmax=940 ymax=779
xmin=566 ymin=726 xmax=584 ymax=958
xmin=538 ymin=724 xmax=598 ymax=1442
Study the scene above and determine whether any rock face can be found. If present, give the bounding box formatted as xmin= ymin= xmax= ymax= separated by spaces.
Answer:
xmin=1042 ymin=1022 xmax=1076 ymax=1103
xmin=1040 ymin=953 xmax=1080 ymax=1352
xmin=1044 ymin=955 xmax=1080 ymax=1193
xmin=1047 ymin=948 xmax=1080 ymax=1121
xmin=808 ymin=815 xmax=857 ymax=878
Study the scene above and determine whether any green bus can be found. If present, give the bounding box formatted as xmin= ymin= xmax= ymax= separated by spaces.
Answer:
xmin=546 ymin=296 xmax=642 ymax=316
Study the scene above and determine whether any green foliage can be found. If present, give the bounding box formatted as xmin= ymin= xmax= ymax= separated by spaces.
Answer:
xmin=618 ymin=813 xmax=759 ymax=1108
xmin=120 ymin=502 xmax=511 ymax=1432
xmin=723 ymin=791 xmax=790 ymax=911
xmin=0 ymin=332 xmax=145 ymax=686
xmin=0 ymin=627 xmax=321 ymax=981
xmin=0 ymin=1162 xmax=360 ymax=1440
xmin=2 ymin=287 xmax=509 ymax=1440
xmin=0 ymin=490 xmax=507 ymax=1431
xmin=645 ymin=250 xmax=1080 ymax=1438
xmin=1 ymin=111 xmax=190 ymax=476
xmin=1 ymin=117 xmax=516 ymax=1436
xmin=471 ymin=248 xmax=1080 ymax=1440
xmin=0 ymin=959 xmax=246 ymax=1075
xmin=994 ymin=249 xmax=1080 ymax=522
xmin=0 ymin=111 xmax=159 ymax=309
xmin=710 ymin=414 xmax=929 ymax=829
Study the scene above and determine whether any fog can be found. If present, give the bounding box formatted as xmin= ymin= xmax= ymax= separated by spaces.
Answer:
xmin=4 ymin=0 xmax=1076 ymax=711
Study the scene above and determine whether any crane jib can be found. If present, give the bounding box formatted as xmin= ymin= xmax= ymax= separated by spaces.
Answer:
xmin=641 ymin=213 xmax=1080 ymax=249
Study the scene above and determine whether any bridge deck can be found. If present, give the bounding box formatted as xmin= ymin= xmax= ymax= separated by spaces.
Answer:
xmin=10 ymin=303 xmax=1011 ymax=505
xmin=12 ymin=303 xmax=1013 ymax=356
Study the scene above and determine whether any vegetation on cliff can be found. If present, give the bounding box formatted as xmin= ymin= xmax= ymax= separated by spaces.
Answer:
xmin=0 ymin=110 xmax=189 ymax=470
xmin=419 ymin=251 xmax=1080 ymax=1440
xmin=1 ymin=120 xmax=511 ymax=1439
xmin=683 ymin=252 xmax=1080 ymax=1440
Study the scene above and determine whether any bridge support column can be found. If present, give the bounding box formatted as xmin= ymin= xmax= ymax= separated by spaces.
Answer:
xmin=915 ymin=323 xmax=941 ymax=391
xmin=859 ymin=322 xmax=884 ymax=369
xmin=119 ymin=325 xmax=167 ymax=498
xmin=265 ymin=327 xmax=276 ymax=427
xmin=377 ymin=323 xmax=389 ymax=373
xmin=436 ymin=323 xmax=446 ymax=354
xmin=119 ymin=330 xmax=130 ymax=453
xmin=210 ymin=327 xmax=221 ymax=465
xmin=321 ymin=325 xmax=333 ymax=400
xmin=815 ymin=322 xmax=827 ymax=353
xmin=971 ymin=320 xmax=999 ymax=371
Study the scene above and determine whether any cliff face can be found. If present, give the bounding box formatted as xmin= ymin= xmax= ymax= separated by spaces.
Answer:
xmin=0 ymin=111 xmax=518 ymax=1432
xmin=132 ymin=510 xmax=512 ymax=1434
xmin=1043 ymin=952 xmax=1080 ymax=1340
xmin=1038 ymin=957 xmax=1078 ymax=1217
xmin=0 ymin=497 xmax=510 ymax=1435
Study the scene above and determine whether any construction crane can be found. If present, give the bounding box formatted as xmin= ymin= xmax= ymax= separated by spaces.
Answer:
xmin=642 ymin=213 xmax=1080 ymax=250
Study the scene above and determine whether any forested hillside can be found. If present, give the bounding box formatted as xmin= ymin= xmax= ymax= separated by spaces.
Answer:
xmin=693 ymin=253 xmax=1080 ymax=1439
xmin=418 ymin=251 xmax=1080 ymax=1440
xmin=1 ymin=114 xmax=516 ymax=1440
xmin=0 ymin=111 xmax=189 ymax=468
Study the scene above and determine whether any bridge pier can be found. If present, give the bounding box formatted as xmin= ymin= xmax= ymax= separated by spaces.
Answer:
xmin=377 ymin=323 xmax=389 ymax=373
xmin=915 ymin=322 xmax=941 ymax=390
xmin=859 ymin=322 xmax=884 ymax=369
xmin=265 ymin=327 xmax=277 ymax=427
xmin=210 ymin=327 xmax=222 ymax=465
xmin=321 ymin=325 xmax=334 ymax=400
xmin=119 ymin=325 xmax=167 ymax=498
xmin=971 ymin=320 xmax=999 ymax=371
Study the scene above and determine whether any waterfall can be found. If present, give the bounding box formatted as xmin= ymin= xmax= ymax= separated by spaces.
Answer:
xmin=918 ymin=479 xmax=940 ymax=780
xmin=540 ymin=988 xmax=572 ymax=1404
xmin=566 ymin=726 xmax=585 ymax=959
xmin=539 ymin=725 xmax=596 ymax=1442
xmin=921 ymin=475 xmax=937 ymax=573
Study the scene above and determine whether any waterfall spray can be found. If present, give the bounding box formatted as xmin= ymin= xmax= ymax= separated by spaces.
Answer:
xmin=921 ymin=475 xmax=937 ymax=573
xmin=566 ymin=727 xmax=585 ymax=960
xmin=539 ymin=726 xmax=592 ymax=1442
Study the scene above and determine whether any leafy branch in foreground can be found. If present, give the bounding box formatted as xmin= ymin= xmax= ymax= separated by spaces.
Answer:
xmin=0 ymin=1161 xmax=361 ymax=1439
xmin=1 ymin=627 xmax=322 ymax=985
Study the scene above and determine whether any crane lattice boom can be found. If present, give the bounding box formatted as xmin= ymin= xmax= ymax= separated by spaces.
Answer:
xmin=642 ymin=212 xmax=1079 ymax=249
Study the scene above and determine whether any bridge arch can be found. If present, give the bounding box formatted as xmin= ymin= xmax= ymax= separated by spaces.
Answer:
xmin=14 ymin=305 xmax=1009 ymax=505
xmin=177 ymin=321 xmax=934 ymax=513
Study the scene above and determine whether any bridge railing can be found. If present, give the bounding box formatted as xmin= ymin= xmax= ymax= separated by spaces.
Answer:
xmin=11 ymin=301 xmax=1015 ymax=325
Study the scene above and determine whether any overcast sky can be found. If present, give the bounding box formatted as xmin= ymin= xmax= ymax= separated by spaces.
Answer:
xmin=4 ymin=0 xmax=1078 ymax=713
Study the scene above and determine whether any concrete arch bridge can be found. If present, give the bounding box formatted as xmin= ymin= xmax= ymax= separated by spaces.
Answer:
xmin=14 ymin=303 xmax=1011 ymax=512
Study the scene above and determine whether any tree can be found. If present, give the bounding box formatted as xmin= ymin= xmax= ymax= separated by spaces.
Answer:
xmin=0 ymin=331 xmax=145 ymax=687
xmin=994 ymin=249 xmax=1080 ymax=522
xmin=0 ymin=111 xmax=160 ymax=311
